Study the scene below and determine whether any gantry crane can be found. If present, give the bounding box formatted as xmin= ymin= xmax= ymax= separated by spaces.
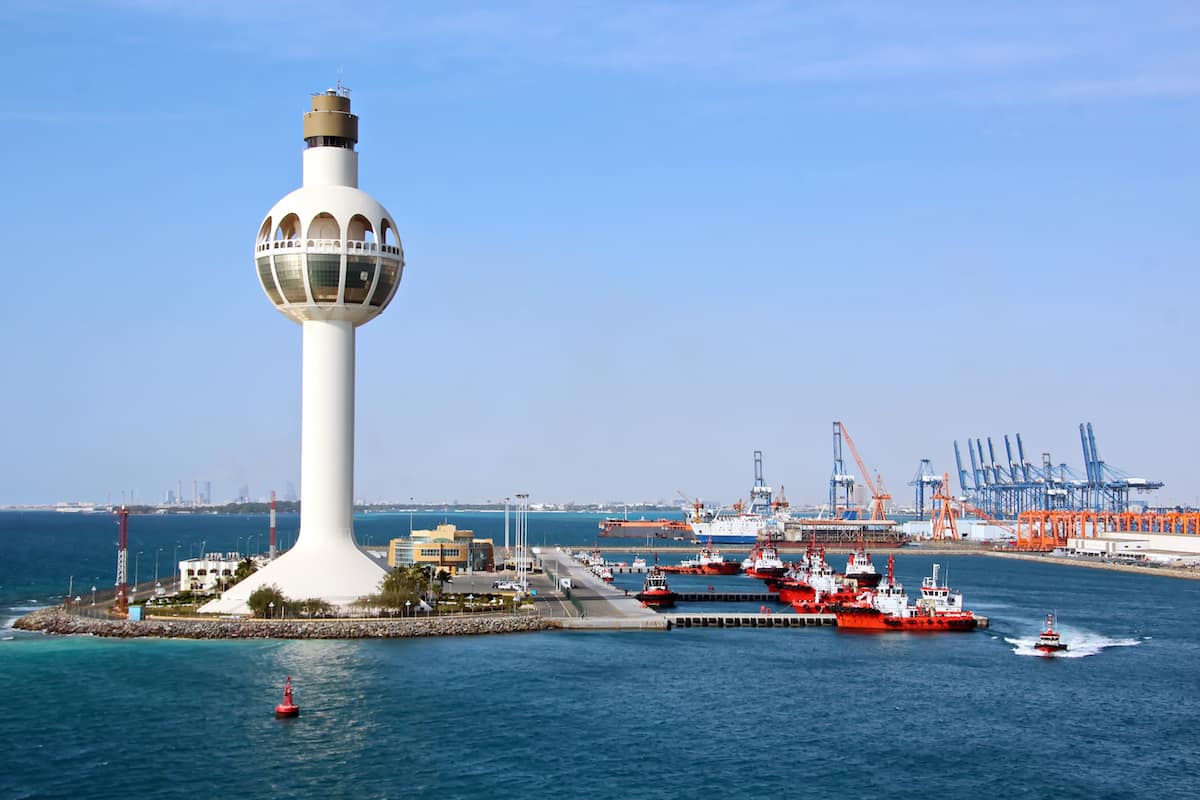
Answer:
xmin=836 ymin=421 xmax=892 ymax=522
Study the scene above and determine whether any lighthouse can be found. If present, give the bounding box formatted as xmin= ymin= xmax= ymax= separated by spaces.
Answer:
xmin=203 ymin=87 xmax=404 ymax=614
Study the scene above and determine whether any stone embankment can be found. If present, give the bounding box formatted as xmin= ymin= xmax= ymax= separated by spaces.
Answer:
xmin=13 ymin=607 xmax=552 ymax=639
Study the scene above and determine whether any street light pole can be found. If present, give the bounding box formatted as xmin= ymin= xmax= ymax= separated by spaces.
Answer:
xmin=409 ymin=497 xmax=414 ymax=535
xmin=173 ymin=542 xmax=180 ymax=590
xmin=154 ymin=548 xmax=161 ymax=583
xmin=91 ymin=585 xmax=97 ymax=606
xmin=133 ymin=551 xmax=142 ymax=597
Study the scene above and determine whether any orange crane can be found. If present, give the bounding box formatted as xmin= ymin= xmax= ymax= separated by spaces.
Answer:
xmin=928 ymin=475 xmax=1019 ymax=541
xmin=837 ymin=422 xmax=892 ymax=522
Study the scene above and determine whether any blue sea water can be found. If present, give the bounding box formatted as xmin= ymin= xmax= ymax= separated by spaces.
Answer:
xmin=2 ymin=511 xmax=1199 ymax=800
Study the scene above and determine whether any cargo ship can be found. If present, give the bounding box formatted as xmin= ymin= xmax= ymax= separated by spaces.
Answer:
xmin=779 ymin=517 xmax=906 ymax=548
xmin=598 ymin=517 xmax=692 ymax=538
xmin=686 ymin=505 xmax=768 ymax=546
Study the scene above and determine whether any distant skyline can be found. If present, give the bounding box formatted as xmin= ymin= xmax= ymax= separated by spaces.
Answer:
xmin=3 ymin=2 xmax=1198 ymax=507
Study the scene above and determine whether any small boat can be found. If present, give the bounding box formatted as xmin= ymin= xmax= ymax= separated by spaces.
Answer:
xmin=631 ymin=555 xmax=648 ymax=570
xmin=1034 ymin=613 xmax=1068 ymax=653
xmin=635 ymin=567 xmax=678 ymax=608
xmin=274 ymin=676 xmax=300 ymax=718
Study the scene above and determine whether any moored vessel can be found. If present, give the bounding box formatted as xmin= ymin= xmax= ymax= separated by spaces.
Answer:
xmin=742 ymin=542 xmax=787 ymax=580
xmin=662 ymin=541 xmax=742 ymax=575
xmin=844 ymin=545 xmax=881 ymax=588
xmin=833 ymin=557 xmax=978 ymax=632
xmin=635 ymin=567 xmax=678 ymax=608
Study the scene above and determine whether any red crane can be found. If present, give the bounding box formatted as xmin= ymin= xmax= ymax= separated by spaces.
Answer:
xmin=838 ymin=422 xmax=892 ymax=522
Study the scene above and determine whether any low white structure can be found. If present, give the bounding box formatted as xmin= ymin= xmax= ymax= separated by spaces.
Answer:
xmin=203 ymin=87 xmax=404 ymax=614
xmin=180 ymin=553 xmax=260 ymax=593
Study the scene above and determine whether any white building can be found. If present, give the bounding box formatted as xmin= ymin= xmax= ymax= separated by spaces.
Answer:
xmin=180 ymin=553 xmax=261 ymax=593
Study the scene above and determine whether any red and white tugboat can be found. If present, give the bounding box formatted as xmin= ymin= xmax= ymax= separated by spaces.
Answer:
xmin=833 ymin=557 xmax=977 ymax=632
xmin=742 ymin=541 xmax=787 ymax=580
xmin=635 ymin=566 xmax=678 ymax=608
xmin=274 ymin=676 xmax=300 ymax=718
xmin=844 ymin=546 xmax=882 ymax=588
xmin=787 ymin=547 xmax=858 ymax=613
xmin=1034 ymin=613 xmax=1068 ymax=653
xmin=663 ymin=539 xmax=743 ymax=576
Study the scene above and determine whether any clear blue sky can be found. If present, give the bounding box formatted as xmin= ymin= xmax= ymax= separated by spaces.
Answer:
xmin=3 ymin=2 xmax=1198 ymax=507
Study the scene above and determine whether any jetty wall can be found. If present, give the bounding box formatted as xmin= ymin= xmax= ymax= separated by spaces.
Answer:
xmin=13 ymin=608 xmax=552 ymax=639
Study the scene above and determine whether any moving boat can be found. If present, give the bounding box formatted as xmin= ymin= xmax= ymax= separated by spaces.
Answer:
xmin=833 ymin=557 xmax=978 ymax=632
xmin=1034 ymin=613 xmax=1068 ymax=653
xmin=635 ymin=567 xmax=678 ymax=608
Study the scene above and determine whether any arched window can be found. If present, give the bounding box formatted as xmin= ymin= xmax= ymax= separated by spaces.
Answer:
xmin=308 ymin=212 xmax=340 ymax=242
xmin=257 ymin=217 xmax=273 ymax=244
xmin=348 ymin=214 xmax=375 ymax=245
xmin=382 ymin=219 xmax=399 ymax=246
xmin=275 ymin=214 xmax=301 ymax=242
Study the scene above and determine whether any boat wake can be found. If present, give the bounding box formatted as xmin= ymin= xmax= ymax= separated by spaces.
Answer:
xmin=1005 ymin=629 xmax=1141 ymax=658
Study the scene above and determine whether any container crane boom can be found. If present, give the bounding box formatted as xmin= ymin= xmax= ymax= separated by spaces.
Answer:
xmin=837 ymin=421 xmax=891 ymax=521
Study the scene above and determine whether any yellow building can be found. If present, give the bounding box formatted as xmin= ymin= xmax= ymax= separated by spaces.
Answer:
xmin=387 ymin=524 xmax=495 ymax=574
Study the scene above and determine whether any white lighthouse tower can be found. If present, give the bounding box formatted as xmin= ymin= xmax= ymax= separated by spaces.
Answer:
xmin=203 ymin=87 xmax=404 ymax=614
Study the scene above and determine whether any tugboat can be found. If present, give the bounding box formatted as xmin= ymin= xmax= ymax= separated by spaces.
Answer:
xmin=635 ymin=567 xmax=678 ymax=608
xmin=274 ymin=676 xmax=300 ymax=718
xmin=833 ymin=557 xmax=978 ymax=632
xmin=742 ymin=541 xmax=787 ymax=580
xmin=1034 ymin=613 xmax=1068 ymax=653
xmin=844 ymin=545 xmax=882 ymax=588
xmin=662 ymin=540 xmax=742 ymax=575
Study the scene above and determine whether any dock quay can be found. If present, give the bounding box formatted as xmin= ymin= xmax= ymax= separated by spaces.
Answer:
xmin=675 ymin=592 xmax=778 ymax=602
xmin=667 ymin=613 xmax=835 ymax=628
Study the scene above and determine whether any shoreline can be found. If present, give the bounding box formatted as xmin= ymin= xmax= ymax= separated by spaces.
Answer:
xmin=11 ymin=607 xmax=552 ymax=639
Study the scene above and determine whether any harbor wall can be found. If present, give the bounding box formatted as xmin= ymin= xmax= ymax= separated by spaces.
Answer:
xmin=13 ymin=607 xmax=552 ymax=639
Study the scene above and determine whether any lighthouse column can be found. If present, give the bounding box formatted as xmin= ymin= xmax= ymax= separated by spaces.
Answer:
xmin=298 ymin=318 xmax=356 ymax=550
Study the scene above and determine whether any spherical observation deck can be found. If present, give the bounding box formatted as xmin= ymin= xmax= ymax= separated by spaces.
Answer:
xmin=254 ymin=185 xmax=405 ymax=326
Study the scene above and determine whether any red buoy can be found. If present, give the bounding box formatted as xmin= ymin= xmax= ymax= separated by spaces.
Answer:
xmin=274 ymin=676 xmax=300 ymax=718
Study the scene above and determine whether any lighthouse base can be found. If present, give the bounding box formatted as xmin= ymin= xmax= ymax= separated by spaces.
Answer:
xmin=200 ymin=542 xmax=388 ymax=615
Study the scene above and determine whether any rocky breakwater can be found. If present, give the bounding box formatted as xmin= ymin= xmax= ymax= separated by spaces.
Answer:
xmin=13 ymin=607 xmax=552 ymax=639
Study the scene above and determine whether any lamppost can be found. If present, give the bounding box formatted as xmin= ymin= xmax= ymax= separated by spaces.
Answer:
xmin=409 ymin=497 xmax=414 ymax=535
xmin=236 ymin=537 xmax=243 ymax=557
xmin=268 ymin=601 xmax=275 ymax=619
xmin=173 ymin=543 xmax=180 ymax=590
xmin=404 ymin=600 xmax=411 ymax=617
xmin=91 ymin=585 xmax=97 ymax=606
xmin=154 ymin=548 xmax=161 ymax=584
xmin=133 ymin=551 xmax=143 ymax=596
